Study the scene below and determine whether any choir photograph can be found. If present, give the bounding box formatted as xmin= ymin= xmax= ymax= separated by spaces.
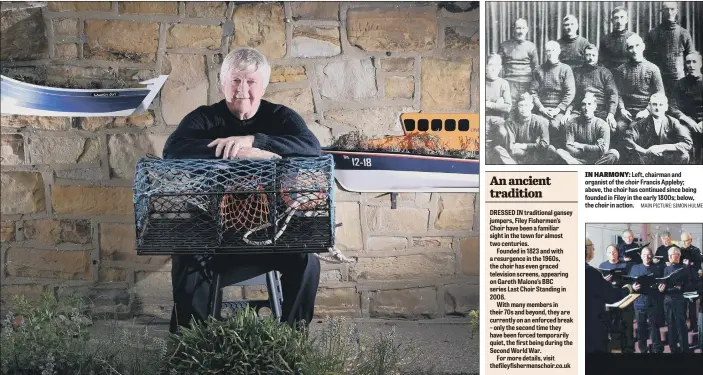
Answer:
xmin=486 ymin=1 xmax=702 ymax=165
xmin=585 ymin=223 xmax=702 ymax=363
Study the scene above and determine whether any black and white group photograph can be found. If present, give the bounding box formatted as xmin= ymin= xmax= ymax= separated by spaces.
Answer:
xmin=485 ymin=1 xmax=702 ymax=165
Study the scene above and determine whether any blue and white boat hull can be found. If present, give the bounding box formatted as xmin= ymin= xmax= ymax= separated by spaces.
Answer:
xmin=1 ymin=75 xmax=168 ymax=117
xmin=323 ymin=149 xmax=479 ymax=193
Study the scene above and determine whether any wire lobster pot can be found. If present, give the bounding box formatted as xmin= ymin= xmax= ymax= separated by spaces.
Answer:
xmin=133 ymin=155 xmax=335 ymax=255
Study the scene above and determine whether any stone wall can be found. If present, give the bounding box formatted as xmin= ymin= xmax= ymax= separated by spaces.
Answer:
xmin=0 ymin=1 xmax=479 ymax=319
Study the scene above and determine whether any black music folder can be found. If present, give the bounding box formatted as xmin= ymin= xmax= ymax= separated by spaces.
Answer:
xmin=624 ymin=242 xmax=650 ymax=257
xmin=597 ymin=267 xmax=627 ymax=277
xmin=655 ymin=267 xmax=685 ymax=289
xmin=623 ymin=273 xmax=658 ymax=290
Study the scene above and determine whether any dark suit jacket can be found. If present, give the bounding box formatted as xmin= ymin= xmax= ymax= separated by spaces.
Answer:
xmin=625 ymin=114 xmax=693 ymax=154
xmin=585 ymin=262 xmax=625 ymax=353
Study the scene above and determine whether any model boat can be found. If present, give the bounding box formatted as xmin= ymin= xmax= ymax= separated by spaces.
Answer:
xmin=1 ymin=75 xmax=168 ymax=117
xmin=322 ymin=113 xmax=480 ymax=192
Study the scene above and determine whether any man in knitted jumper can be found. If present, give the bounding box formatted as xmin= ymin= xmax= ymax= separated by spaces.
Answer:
xmin=529 ymin=40 xmax=575 ymax=149
xmin=644 ymin=2 xmax=692 ymax=96
xmin=558 ymin=15 xmax=591 ymax=72
xmin=488 ymin=93 xmax=556 ymax=164
xmin=669 ymin=51 xmax=702 ymax=164
xmin=163 ymin=47 xmax=322 ymax=334
xmin=613 ymin=33 xmax=665 ymax=151
xmin=555 ymin=93 xmax=620 ymax=165
xmin=566 ymin=44 xmax=618 ymax=130
xmin=599 ymin=6 xmax=635 ymax=71
xmin=622 ymin=93 xmax=693 ymax=164
xmin=485 ymin=53 xmax=511 ymax=150
xmin=499 ymin=18 xmax=539 ymax=110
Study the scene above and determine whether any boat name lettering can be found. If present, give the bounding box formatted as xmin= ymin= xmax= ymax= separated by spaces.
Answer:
xmin=92 ymin=92 xmax=119 ymax=97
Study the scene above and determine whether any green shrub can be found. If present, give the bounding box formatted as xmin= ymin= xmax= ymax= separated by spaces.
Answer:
xmin=163 ymin=307 xmax=309 ymax=375
xmin=468 ymin=310 xmax=479 ymax=339
xmin=1 ymin=292 xmax=165 ymax=375
xmin=2 ymin=293 xmax=419 ymax=375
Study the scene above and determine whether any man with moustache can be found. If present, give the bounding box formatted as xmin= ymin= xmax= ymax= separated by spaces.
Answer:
xmin=599 ymin=245 xmax=635 ymax=353
xmin=585 ymin=239 xmax=625 ymax=353
xmin=565 ymin=45 xmax=618 ymax=132
xmin=163 ymin=47 xmax=322 ymax=334
xmin=530 ymin=40 xmax=575 ymax=149
xmin=680 ymin=232 xmax=701 ymax=332
xmin=622 ymin=93 xmax=692 ymax=164
xmin=499 ymin=18 xmax=540 ymax=109
xmin=617 ymin=229 xmax=642 ymax=264
xmin=599 ymin=6 xmax=635 ymax=71
xmin=488 ymin=93 xmax=554 ymax=164
xmin=645 ymin=2 xmax=692 ymax=97
xmin=613 ymin=34 xmax=665 ymax=137
xmin=630 ymin=247 xmax=664 ymax=353
xmin=558 ymin=15 xmax=591 ymax=72
xmin=554 ymin=93 xmax=620 ymax=164
xmin=658 ymin=246 xmax=693 ymax=353
xmin=669 ymin=51 xmax=703 ymax=164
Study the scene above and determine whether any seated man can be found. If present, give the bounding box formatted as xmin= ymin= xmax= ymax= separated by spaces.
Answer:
xmin=669 ymin=51 xmax=703 ymax=163
xmin=485 ymin=53 xmax=511 ymax=149
xmin=555 ymin=93 xmax=619 ymax=164
xmin=163 ymin=47 xmax=322 ymax=333
xmin=529 ymin=40 xmax=575 ymax=149
xmin=488 ymin=93 xmax=554 ymax=164
xmin=566 ymin=44 xmax=618 ymax=131
xmin=621 ymin=93 xmax=693 ymax=164
xmin=658 ymin=246 xmax=693 ymax=353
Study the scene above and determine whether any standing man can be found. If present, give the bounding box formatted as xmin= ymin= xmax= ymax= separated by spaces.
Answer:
xmin=613 ymin=34 xmax=665 ymax=135
xmin=555 ymin=93 xmax=620 ymax=164
xmin=163 ymin=47 xmax=322 ymax=334
xmin=568 ymin=44 xmax=618 ymax=131
xmin=499 ymin=18 xmax=539 ymax=110
xmin=599 ymin=6 xmax=635 ymax=71
xmin=680 ymin=232 xmax=701 ymax=332
xmin=617 ymin=229 xmax=642 ymax=264
xmin=530 ymin=40 xmax=575 ymax=149
xmin=621 ymin=93 xmax=692 ymax=164
xmin=669 ymin=51 xmax=703 ymax=164
xmin=645 ymin=2 xmax=692 ymax=96
xmin=486 ymin=53 xmax=512 ymax=150
xmin=585 ymin=239 xmax=625 ymax=353
xmin=630 ymin=247 xmax=665 ymax=353
xmin=599 ymin=245 xmax=635 ymax=353
xmin=658 ymin=246 xmax=693 ymax=353
xmin=558 ymin=15 xmax=591 ymax=71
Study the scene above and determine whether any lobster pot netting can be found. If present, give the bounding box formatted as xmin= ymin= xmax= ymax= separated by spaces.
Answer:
xmin=134 ymin=156 xmax=335 ymax=255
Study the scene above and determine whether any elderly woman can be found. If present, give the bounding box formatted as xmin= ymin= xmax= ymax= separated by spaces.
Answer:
xmin=163 ymin=47 xmax=322 ymax=334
